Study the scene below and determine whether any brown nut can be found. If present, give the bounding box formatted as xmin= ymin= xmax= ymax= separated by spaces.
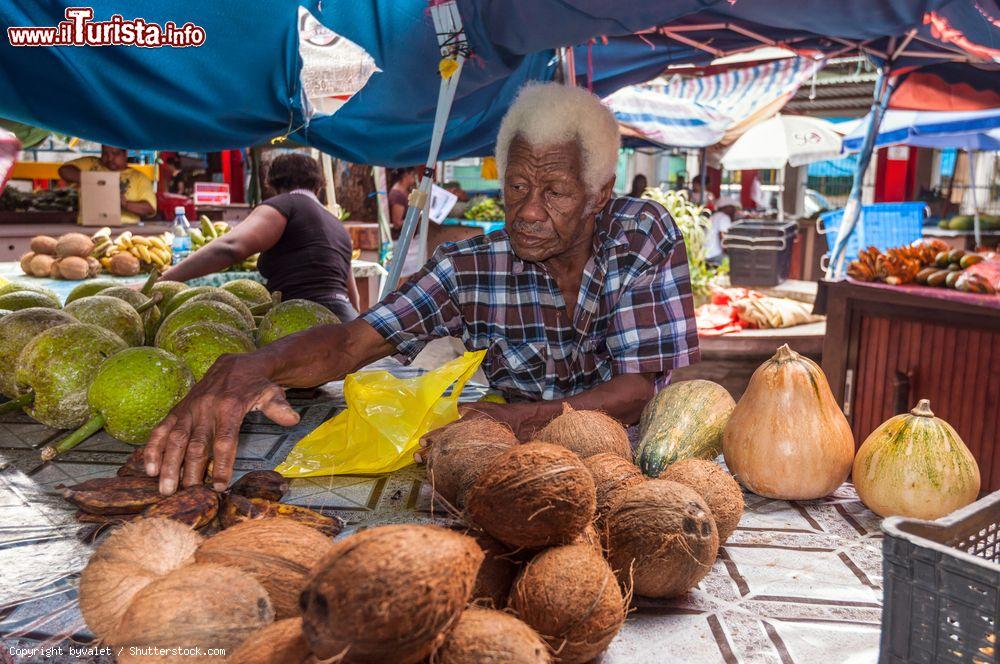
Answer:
xmin=30 ymin=235 xmax=58 ymax=255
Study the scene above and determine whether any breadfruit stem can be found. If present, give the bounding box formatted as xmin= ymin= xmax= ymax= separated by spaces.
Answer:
xmin=41 ymin=413 xmax=105 ymax=461
xmin=140 ymin=268 xmax=160 ymax=296
xmin=0 ymin=392 xmax=33 ymax=415
xmin=135 ymin=291 xmax=162 ymax=314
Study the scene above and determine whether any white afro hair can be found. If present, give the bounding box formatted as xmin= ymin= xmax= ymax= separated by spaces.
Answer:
xmin=495 ymin=82 xmax=620 ymax=195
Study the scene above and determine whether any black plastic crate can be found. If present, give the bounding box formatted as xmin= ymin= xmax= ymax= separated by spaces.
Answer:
xmin=722 ymin=219 xmax=797 ymax=287
xmin=880 ymin=491 xmax=999 ymax=664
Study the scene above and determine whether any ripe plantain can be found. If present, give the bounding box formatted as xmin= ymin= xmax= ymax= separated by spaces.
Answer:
xmin=61 ymin=476 xmax=163 ymax=515
xmin=218 ymin=493 xmax=344 ymax=536
xmin=229 ymin=470 xmax=289 ymax=502
xmin=139 ymin=485 xmax=219 ymax=529
xmin=117 ymin=447 xmax=148 ymax=477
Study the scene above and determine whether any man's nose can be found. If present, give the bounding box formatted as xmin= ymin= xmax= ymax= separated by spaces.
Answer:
xmin=519 ymin=188 xmax=548 ymax=223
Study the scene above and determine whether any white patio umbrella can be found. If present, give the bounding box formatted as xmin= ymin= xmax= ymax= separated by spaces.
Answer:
xmin=721 ymin=114 xmax=844 ymax=220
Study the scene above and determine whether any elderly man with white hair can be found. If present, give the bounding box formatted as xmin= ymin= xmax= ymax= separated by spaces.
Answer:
xmin=146 ymin=82 xmax=698 ymax=495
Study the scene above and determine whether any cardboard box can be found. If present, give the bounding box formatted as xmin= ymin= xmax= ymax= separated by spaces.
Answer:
xmin=78 ymin=171 xmax=122 ymax=226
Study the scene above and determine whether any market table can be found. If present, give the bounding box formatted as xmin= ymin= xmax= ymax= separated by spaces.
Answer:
xmin=0 ymin=359 xmax=884 ymax=664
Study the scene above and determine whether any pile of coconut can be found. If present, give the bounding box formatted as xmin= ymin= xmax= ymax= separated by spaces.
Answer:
xmin=76 ymin=406 xmax=743 ymax=664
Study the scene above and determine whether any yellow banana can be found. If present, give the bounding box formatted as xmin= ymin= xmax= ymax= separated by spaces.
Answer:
xmin=148 ymin=236 xmax=168 ymax=251
xmin=131 ymin=235 xmax=150 ymax=246
xmin=99 ymin=257 xmax=111 ymax=269
xmin=137 ymin=245 xmax=153 ymax=264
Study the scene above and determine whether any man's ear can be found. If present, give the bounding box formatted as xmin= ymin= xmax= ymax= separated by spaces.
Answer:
xmin=594 ymin=176 xmax=615 ymax=210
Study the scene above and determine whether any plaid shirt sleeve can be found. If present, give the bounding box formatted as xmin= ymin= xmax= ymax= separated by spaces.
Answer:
xmin=360 ymin=248 xmax=464 ymax=360
xmin=604 ymin=224 xmax=700 ymax=379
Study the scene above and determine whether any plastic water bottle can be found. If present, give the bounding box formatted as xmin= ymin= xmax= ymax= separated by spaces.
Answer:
xmin=171 ymin=206 xmax=192 ymax=265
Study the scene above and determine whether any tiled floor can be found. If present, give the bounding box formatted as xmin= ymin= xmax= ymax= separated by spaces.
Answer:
xmin=0 ymin=362 xmax=884 ymax=663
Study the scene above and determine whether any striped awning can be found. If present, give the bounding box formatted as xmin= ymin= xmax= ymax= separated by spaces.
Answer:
xmin=607 ymin=56 xmax=825 ymax=149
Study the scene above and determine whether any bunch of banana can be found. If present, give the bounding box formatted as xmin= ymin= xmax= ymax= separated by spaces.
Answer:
xmin=90 ymin=227 xmax=172 ymax=271
xmin=189 ymin=216 xmax=259 ymax=271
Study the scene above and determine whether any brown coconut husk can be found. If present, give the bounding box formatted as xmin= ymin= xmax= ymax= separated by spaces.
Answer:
xmin=194 ymin=518 xmax=333 ymax=620
xmin=225 ymin=617 xmax=312 ymax=664
xmin=606 ymin=479 xmax=719 ymax=599
xmin=536 ymin=404 xmax=631 ymax=460
xmin=468 ymin=530 xmax=521 ymax=610
xmin=573 ymin=523 xmax=603 ymax=557
xmin=423 ymin=417 xmax=518 ymax=507
xmin=509 ymin=543 xmax=626 ymax=664
xmin=300 ymin=524 xmax=484 ymax=664
xmin=112 ymin=563 xmax=274 ymax=663
xmin=660 ymin=459 xmax=744 ymax=543
xmin=78 ymin=518 xmax=202 ymax=642
xmin=433 ymin=607 xmax=552 ymax=664
xmin=466 ymin=442 xmax=596 ymax=549
xmin=583 ymin=453 xmax=645 ymax=522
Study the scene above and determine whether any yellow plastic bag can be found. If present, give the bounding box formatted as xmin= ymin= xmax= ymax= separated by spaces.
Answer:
xmin=275 ymin=350 xmax=485 ymax=477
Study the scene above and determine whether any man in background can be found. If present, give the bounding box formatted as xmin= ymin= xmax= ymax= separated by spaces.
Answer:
xmin=58 ymin=145 xmax=156 ymax=223
xmin=706 ymin=195 xmax=740 ymax=264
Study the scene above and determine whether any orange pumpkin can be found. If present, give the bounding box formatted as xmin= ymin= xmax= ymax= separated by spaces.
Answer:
xmin=723 ymin=344 xmax=855 ymax=500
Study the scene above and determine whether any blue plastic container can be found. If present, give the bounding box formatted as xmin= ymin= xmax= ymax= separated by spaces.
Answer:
xmin=819 ymin=202 xmax=926 ymax=264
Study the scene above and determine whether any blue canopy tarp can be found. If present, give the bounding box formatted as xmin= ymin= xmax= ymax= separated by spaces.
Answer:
xmin=842 ymin=108 xmax=1000 ymax=150
xmin=0 ymin=0 xmax=997 ymax=165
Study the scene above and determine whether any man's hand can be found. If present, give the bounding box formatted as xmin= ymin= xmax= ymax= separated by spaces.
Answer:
xmin=458 ymin=401 xmax=552 ymax=440
xmin=145 ymin=353 xmax=299 ymax=495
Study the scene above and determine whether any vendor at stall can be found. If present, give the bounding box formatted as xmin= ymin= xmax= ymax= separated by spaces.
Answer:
xmin=146 ymin=82 xmax=698 ymax=495
xmin=388 ymin=166 xmax=419 ymax=239
xmin=58 ymin=145 xmax=156 ymax=223
xmin=160 ymin=153 xmax=360 ymax=321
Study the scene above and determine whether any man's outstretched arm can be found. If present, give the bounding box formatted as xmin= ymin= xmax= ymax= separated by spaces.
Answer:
xmin=145 ymin=319 xmax=393 ymax=494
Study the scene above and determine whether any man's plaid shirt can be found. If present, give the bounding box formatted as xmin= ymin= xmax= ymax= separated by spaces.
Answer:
xmin=362 ymin=196 xmax=699 ymax=401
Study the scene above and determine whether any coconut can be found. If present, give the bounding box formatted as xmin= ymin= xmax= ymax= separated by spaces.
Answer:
xmin=225 ymin=617 xmax=312 ymax=664
xmin=583 ymin=453 xmax=645 ymax=522
xmin=29 ymin=253 xmax=57 ymax=277
xmin=573 ymin=523 xmax=603 ymax=556
xmin=112 ymin=563 xmax=273 ymax=663
xmin=30 ymin=235 xmax=58 ymax=255
xmin=466 ymin=442 xmax=596 ymax=549
xmin=109 ymin=252 xmax=140 ymax=276
xmin=300 ymin=524 xmax=483 ymax=664
xmin=536 ymin=404 xmax=631 ymax=460
xmin=57 ymin=256 xmax=90 ymax=280
xmin=606 ymin=479 xmax=718 ymax=599
xmin=660 ymin=459 xmax=744 ymax=543
xmin=423 ymin=417 xmax=518 ymax=507
xmin=78 ymin=518 xmax=202 ymax=642
xmin=56 ymin=232 xmax=95 ymax=258
xmin=435 ymin=607 xmax=551 ymax=664
xmin=194 ymin=518 xmax=333 ymax=619
xmin=509 ymin=543 xmax=625 ymax=664
xmin=19 ymin=252 xmax=35 ymax=274
xmin=86 ymin=256 xmax=102 ymax=277
xmin=468 ymin=530 xmax=520 ymax=609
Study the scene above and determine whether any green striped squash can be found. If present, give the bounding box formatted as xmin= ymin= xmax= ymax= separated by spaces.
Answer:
xmin=635 ymin=380 xmax=736 ymax=477
xmin=852 ymin=399 xmax=980 ymax=519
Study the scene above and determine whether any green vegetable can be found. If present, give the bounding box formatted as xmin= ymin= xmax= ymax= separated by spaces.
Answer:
xmin=635 ymin=379 xmax=736 ymax=477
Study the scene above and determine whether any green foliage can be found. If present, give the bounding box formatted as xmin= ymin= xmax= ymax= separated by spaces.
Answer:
xmin=463 ymin=196 xmax=504 ymax=221
xmin=640 ymin=187 xmax=724 ymax=297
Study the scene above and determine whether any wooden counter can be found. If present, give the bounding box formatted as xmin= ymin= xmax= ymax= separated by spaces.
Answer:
xmin=818 ymin=279 xmax=1000 ymax=491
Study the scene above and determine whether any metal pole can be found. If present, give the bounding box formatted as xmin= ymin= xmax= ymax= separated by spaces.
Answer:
xmin=776 ymin=167 xmax=785 ymax=222
xmin=381 ymin=1 xmax=465 ymax=298
xmin=968 ymin=149 xmax=981 ymax=248
xmin=699 ymin=148 xmax=707 ymax=205
xmin=826 ymin=68 xmax=894 ymax=280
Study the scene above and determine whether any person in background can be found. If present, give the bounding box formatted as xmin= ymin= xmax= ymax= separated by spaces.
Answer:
xmin=674 ymin=174 xmax=687 ymax=193
xmin=690 ymin=174 xmax=715 ymax=207
xmin=628 ymin=173 xmax=648 ymax=198
xmin=161 ymin=152 xmax=360 ymax=321
xmin=58 ymin=145 xmax=156 ymax=223
xmin=387 ymin=166 xmax=420 ymax=239
xmin=706 ymin=195 xmax=739 ymax=264
xmin=442 ymin=180 xmax=470 ymax=203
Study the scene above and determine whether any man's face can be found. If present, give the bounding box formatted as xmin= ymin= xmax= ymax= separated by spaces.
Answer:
xmin=101 ymin=146 xmax=128 ymax=170
xmin=503 ymin=137 xmax=595 ymax=263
